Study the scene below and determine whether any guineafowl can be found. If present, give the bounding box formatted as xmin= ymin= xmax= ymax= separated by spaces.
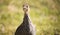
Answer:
xmin=15 ymin=3 xmax=36 ymax=35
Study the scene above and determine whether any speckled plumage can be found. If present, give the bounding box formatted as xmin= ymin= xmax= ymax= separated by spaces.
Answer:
xmin=15 ymin=3 xmax=36 ymax=35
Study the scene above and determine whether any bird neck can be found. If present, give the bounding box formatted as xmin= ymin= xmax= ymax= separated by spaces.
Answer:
xmin=23 ymin=12 xmax=29 ymax=23
xmin=24 ymin=11 xmax=29 ymax=14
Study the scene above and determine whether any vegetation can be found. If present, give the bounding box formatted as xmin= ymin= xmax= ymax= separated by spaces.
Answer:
xmin=0 ymin=0 xmax=60 ymax=35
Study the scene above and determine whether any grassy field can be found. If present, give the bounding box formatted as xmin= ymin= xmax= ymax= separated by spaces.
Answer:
xmin=0 ymin=0 xmax=60 ymax=35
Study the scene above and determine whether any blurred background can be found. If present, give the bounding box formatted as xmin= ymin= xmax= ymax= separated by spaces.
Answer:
xmin=0 ymin=0 xmax=60 ymax=35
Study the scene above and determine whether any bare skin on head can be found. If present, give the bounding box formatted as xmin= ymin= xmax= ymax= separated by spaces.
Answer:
xmin=23 ymin=3 xmax=30 ymax=14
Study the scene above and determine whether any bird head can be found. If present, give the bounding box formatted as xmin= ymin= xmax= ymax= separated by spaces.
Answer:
xmin=23 ymin=3 xmax=30 ymax=13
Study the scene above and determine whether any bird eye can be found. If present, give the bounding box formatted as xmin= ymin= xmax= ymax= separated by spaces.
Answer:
xmin=26 ymin=6 xmax=28 ymax=8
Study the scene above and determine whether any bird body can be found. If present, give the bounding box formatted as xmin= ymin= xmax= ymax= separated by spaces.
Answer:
xmin=15 ymin=3 xmax=36 ymax=35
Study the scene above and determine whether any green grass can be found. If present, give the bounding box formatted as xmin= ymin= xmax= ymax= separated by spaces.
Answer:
xmin=0 ymin=0 xmax=60 ymax=35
